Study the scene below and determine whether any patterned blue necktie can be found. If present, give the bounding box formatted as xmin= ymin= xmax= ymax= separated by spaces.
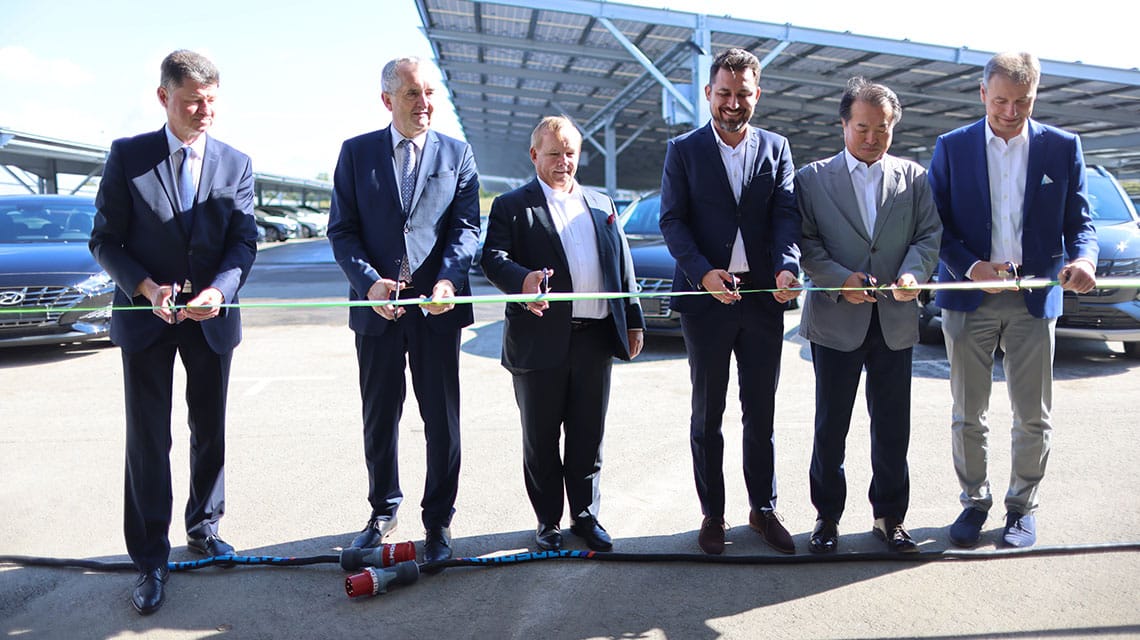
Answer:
xmin=399 ymin=138 xmax=416 ymax=214
xmin=178 ymin=145 xmax=196 ymax=229
xmin=397 ymin=139 xmax=416 ymax=283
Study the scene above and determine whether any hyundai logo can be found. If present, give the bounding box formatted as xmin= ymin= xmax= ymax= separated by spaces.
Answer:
xmin=0 ymin=291 xmax=25 ymax=306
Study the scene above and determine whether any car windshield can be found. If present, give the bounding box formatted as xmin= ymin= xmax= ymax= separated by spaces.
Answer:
xmin=620 ymin=194 xmax=662 ymax=236
xmin=1087 ymin=170 xmax=1138 ymax=223
xmin=0 ymin=199 xmax=97 ymax=243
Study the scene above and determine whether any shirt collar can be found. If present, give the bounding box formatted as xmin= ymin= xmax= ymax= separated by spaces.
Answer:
xmin=844 ymin=148 xmax=884 ymax=176
xmin=984 ymin=119 xmax=1030 ymax=147
xmin=711 ymin=124 xmax=751 ymax=153
xmin=537 ymin=177 xmax=578 ymax=202
xmin=391 ymin=127 xmax=428 ymax=152
xmin=164 ymin=125 xmax=206 ymax=158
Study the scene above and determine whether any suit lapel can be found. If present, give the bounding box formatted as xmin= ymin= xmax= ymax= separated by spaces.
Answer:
xmin=873 ymin=155 xmax=902 ymax=239
xmin=410 ymin=130 xmax=438 ymax=215
xmin=1023 ymin=119 xmax=1046 ymax=216
xmin=197 ymin=134 xmax=221 ymax=207
xmin=583 ymin=189 xmax=614 ymax=268
xmin=146 ymin=128 xmax=189 ymax=245
xmin=699 ymin=123 xmax=736 ymax=203
xmin=824 ymin=153 xmax=870 ymax=242
xmin=374 ymin=127 xmax=402 ymax=213
xmin=526 ymin=180 xmax=571 ymax=274
xmin=971 ymin=120 xmax=993 ymax=224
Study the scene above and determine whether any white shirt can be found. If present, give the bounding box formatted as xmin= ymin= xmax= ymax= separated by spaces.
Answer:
xmin=844 ymin=148 xmax=884 ymax=237
xmin=538 ymin=178 xmax=609 ymax=320
xmin=985 ymin=121 xmax=1030 ymax=267
xmin=164 ymin=125 xmax=205 ymax=193
xmin=712 ymin=125 xmax=751 ymax=274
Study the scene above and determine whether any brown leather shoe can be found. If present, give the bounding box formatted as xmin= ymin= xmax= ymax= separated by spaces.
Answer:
xmin=749 ymin=509 xmax=795 ymax=554
xmin=697 ymin=516 xmax=726 ymax=555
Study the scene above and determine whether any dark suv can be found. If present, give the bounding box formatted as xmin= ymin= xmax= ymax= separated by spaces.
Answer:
xmin=919 ymin=166 xmax=1140 ymax=357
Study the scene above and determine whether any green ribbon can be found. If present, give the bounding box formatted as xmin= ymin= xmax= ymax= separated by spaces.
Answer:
xmin=4 ymin=276 xmax=1140 ymax=314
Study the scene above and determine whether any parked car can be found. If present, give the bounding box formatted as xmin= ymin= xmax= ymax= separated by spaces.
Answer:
xmin=253 ymin=207 xmax=300 ymax=242
xmin=619 ymin=192 xmax=682 ymax=335
xmin=918 ymin=166 xmax=1140 ymax=357
xmin=0 ymin=194 xmax=114 ymax=347
xmin=260 ymin=204 xmax=328 ymax=238
xmin=620 ymin=191 xmax=802 ymax=335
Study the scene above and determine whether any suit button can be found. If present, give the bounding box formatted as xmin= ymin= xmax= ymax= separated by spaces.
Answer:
xmin=870 ymin=247 xmax=877 ymax=253
xmin=404 ymin=225 xmax=411 ymax=234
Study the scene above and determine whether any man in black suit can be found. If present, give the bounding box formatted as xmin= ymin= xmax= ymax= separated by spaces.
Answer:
xmin=90 ymin=50 xmax=258 ymax=615
xmin=659 ymin=48 xmax=802 ymax=555
xmin=482 ymin=116 xmax=644 ymax=552
xmin=328 ymin=56 xmax=480 ymax=563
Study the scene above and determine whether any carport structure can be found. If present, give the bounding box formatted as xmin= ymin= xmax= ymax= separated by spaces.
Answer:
xmin=414 ymin=0 xmax=1140 ymax=194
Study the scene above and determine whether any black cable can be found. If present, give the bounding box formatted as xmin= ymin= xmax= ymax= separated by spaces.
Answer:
xmin=4 ymin=541 xmax=1138 ymax=575
xmin=422 ymin=541 xmax=1140 ymax=572
xmin=0 ymin=553 xmax=340 ymax=573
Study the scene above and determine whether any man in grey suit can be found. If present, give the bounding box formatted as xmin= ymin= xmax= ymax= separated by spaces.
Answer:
xmin=328 ymin=56 xmax=480 ymax=564
xmin=796 ymin=77 xmax=941 ymax=554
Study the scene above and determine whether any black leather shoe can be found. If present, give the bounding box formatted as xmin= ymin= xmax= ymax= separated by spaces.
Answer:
xmin=130 ymin=567 xmax=169 ymax=615
xmin=809 ymin=519 xmax=839 ymax=554
xmin=749 ymin=509 xmax=796 ymax=554
xmin=535 ymin=523 xmax=562 ymax=551
xmin=873 ymin=517 xmax=918 ymax=553
xmin=570 ymin=516 xmax=613 ymax=552
xmin=349 ymin=516 xmax=398 ymax=549
xmin=698 ymin=516 xmax=726 ymax=555
xmin=187 ymin=534 xmax=235 ymax=557
xmin=422 ymin=526 xmax=453 ymax=565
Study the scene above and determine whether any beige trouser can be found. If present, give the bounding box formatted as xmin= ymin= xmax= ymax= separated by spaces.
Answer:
xmin=942 ymin=291 xmax=1056 ymax=515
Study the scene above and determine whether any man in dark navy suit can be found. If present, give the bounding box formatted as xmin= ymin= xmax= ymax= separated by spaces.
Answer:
xmin=659 ymin=48 xmax=802 ymax=555
xmin=929 ymin=52 xmax=1097 ymax=549
xmin=482 ymin=116 xmax=645 ymax=553
xmin=328 ymin=56 xmax=480 ymax=564
xmin=91 ymin=49 xmax=258 ymax=615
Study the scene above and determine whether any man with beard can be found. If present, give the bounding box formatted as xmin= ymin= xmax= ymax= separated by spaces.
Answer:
xmin=659 ymin=48 xmax=802 ymax=555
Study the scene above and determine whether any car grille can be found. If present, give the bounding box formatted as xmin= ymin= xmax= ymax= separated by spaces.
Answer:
xmin=1058 ymin=306 xmax=1140 ymax=330
xmin=0 ymin=286 xmax=86 ymax=328
xmin=1077 ymin=256 xmax=1140 ymax=300
xmin=636 ymin=277 xmax=673 ymax=318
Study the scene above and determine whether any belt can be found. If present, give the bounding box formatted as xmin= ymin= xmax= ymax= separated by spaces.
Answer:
xmin=570 ymin=318 xmax=604 ymax=330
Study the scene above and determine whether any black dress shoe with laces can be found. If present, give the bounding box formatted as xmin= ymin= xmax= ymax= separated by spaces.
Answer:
xmin=187 ymin=534 xmax=235 ymax=558
xmin=349 ymin=516 xmax=398 ymax=549
xmin=809 ymin=519 xmax=839 ymax=554
xmin=131 ymin=567 xmax=169 ymax=615
xmin=570 ymin=516 xmax=613 ymax=552
xmin=535 ymin=523 xmax=563 ymax=551
xmin=873 ymin=517 xmax=918 ymax=553
xmin=422 ymin=526 xmax=453 ymax=566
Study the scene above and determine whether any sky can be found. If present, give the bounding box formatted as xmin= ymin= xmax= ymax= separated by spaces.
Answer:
xmin=1 ymin=0 xmax=1136 ymax=188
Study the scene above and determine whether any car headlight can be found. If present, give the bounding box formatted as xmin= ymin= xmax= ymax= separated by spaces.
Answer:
xmin=76 ymin=271 xmax=115 ymax=297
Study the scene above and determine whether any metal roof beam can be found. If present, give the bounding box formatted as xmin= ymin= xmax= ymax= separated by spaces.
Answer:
xmin=596 ymin=16 xmax=695 ymax=118
xmin=762 ymin=69 xmax=1140 ymax=126
xmin=1082 ymin=131 xmax=1140 ymax=152
xmin=426 ymin=28 xmax=632 ymax=63
xmin=442 ymin=61 xmax=627 ymax=90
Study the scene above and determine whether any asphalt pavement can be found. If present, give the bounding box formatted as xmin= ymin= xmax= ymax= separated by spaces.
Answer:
xmin=2 ymin=239 xmax=1138 ymax=639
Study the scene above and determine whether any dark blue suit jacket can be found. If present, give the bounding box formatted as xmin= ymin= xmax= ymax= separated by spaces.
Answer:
xmin=659 ymin=123 xmax=801 ymax=314
xmin=481 ymin=179 xmax=646 ymax=373
xmin=90 ymin=127 xmax=258 ymax=353
xmin=929 ymin=118 xmax=1098 ymax=319
xmin=327 ymin=126 xmax=480 ymax=334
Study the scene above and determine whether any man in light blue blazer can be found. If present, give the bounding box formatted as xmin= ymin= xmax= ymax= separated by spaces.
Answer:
xmin=928 ymin=52 xmax=1098 ymax=549
xmin=90 ymin=50 xmax=259 ymax=615
xmin=797 ymin=78 xmax=941 ymax=554
xmin=328 ymin=56 xmax=480 ymax=564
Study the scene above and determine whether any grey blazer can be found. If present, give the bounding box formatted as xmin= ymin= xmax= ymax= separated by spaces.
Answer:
xmin=796 ymin=152 xmax=942 ymax=351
